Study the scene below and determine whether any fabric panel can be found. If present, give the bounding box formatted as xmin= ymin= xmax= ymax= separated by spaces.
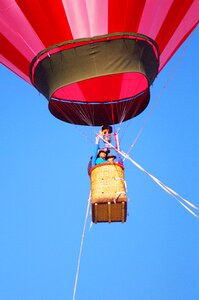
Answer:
xmin=31 ymin=36 xmax=159 ymax=100
xmin=0 ymin=34 xmax=30 ymax=77
xmin=108 ymin=0 xmax=146 ymax=33
xmin=48 ymin=89 xmax=150 ymax=126
xmin=51 ymin=73 xmax=148 ymax=103
xmin=15 ymin=0 xmax=73 ymax=46
xmin=0 ymin=0 xmax=44 ymax=60
xmin=62 ymin=0 xmax=108 ymax=38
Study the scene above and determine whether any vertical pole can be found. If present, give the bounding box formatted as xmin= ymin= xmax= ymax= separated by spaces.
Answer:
xmin=108 ymin=202 xmax=111 ymax=223
xmin=94 ymin=203 xmax=98 ymax=224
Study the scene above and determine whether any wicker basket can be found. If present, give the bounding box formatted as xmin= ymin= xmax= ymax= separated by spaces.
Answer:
xmin=90 ymin=162 xmax=127 ymax=223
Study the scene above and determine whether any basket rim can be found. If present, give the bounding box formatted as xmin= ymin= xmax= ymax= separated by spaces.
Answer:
xmin=90 ymin=162 xmax=124 ymax=175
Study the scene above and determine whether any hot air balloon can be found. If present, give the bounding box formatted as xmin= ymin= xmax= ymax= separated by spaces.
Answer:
xmin=1 ymin=0 xmax=198 ymax=222
xmin=1 ymin=0 xmax=198 ymax=126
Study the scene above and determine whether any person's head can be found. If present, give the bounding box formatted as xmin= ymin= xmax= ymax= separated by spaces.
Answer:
xmin=107 ymin=153 xmax=116 ymax=163
xmin=98 ymin=149 xmax=107 ymax=159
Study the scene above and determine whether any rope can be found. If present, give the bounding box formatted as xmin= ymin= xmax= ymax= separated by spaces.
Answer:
xmin=125 ymin=152 xmax=199 ymax=217
xmin=72 ymin=193 xmax=91 ymax=300
xmin=123 ymin=35 xmax=194 ymax=159
xmin=99 ymin=137 xmax=199 ymax=219
xmin=121 ymin=150 xmax=199 ymax=219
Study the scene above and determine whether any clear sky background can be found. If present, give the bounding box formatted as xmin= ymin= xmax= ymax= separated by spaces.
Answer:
xmin=0 ymin=27 xmax=199 ymax=300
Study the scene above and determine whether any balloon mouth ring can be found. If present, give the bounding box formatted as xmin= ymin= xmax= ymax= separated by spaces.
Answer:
xmin=30 ymin=32 xmax=159 ymax=99
xmin=50 ymin=72 xmax=149 ymax=103
xmin=48 ymin=88 xmax=150 ymax=126
xmin=30 ymin=32 xmax=159 ymax=80
xmin=30 ymin=32 xmax=159 ymax=125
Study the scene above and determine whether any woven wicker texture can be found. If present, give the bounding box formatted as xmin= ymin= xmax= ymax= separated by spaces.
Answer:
xmin=90 ymin=163 xmax=127 ymax=204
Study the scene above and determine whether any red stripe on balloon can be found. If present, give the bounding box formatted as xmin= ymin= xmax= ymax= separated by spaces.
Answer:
xmin=0 ymin=34 xmax=29 ymax=76
xmin=155 ymin=0 xmax=194 ymax=53
xmin=15 ymin=0 xmax=73 ymax=48
xmin=108 ymin=0 xmax=146 ymax=33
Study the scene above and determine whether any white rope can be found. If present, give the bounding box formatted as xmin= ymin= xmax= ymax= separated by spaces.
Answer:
xmin=121 ymin=150 xmax=199 ymax=219
xmin=72 ymin=193 xmax=91 ymax=300
xmin=98 ymin=136 xmax=199 ymax=219
xmin=113 ymin=191 xmax=126 ymax=203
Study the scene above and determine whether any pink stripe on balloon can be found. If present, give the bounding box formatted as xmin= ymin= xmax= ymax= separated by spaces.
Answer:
xmin=62 ymin=0 xmax=90 ymax=38
xmin=1 ymin=55 xmax=31 ymax=83
xmin=160 ymin=1 xmax=199 ymax=70
xmin=0 ymin=0 xmax=45 ymax=61
xmin=86 ymin=0 xmax=108 ymax=36
xmin=138 ymin=0 xmax=174 ymax=39
xmin=62 ymin=0 xmax=108 ymax=38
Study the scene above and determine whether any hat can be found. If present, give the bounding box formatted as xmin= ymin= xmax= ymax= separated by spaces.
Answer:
xmin=98 ymin=149 xmax=107 ymax=155
xmin=107 ymin=153 xmax=116 ymax=159
xmin=101 ymin=125 xmax=113 ymax=134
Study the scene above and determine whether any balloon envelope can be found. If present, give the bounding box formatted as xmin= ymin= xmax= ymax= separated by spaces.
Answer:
xmin=1 ymin=0 xmax=198 ymax=125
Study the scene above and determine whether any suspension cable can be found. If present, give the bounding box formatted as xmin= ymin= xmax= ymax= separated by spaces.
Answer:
xmin=99 ymin=137 xmax=199 ymax=219
xmin=72 ymin=193 xmax=91 ymax=300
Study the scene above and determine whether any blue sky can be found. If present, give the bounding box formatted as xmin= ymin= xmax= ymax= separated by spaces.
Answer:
xmin=0 ymin=27 xmax=199 ymax=300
